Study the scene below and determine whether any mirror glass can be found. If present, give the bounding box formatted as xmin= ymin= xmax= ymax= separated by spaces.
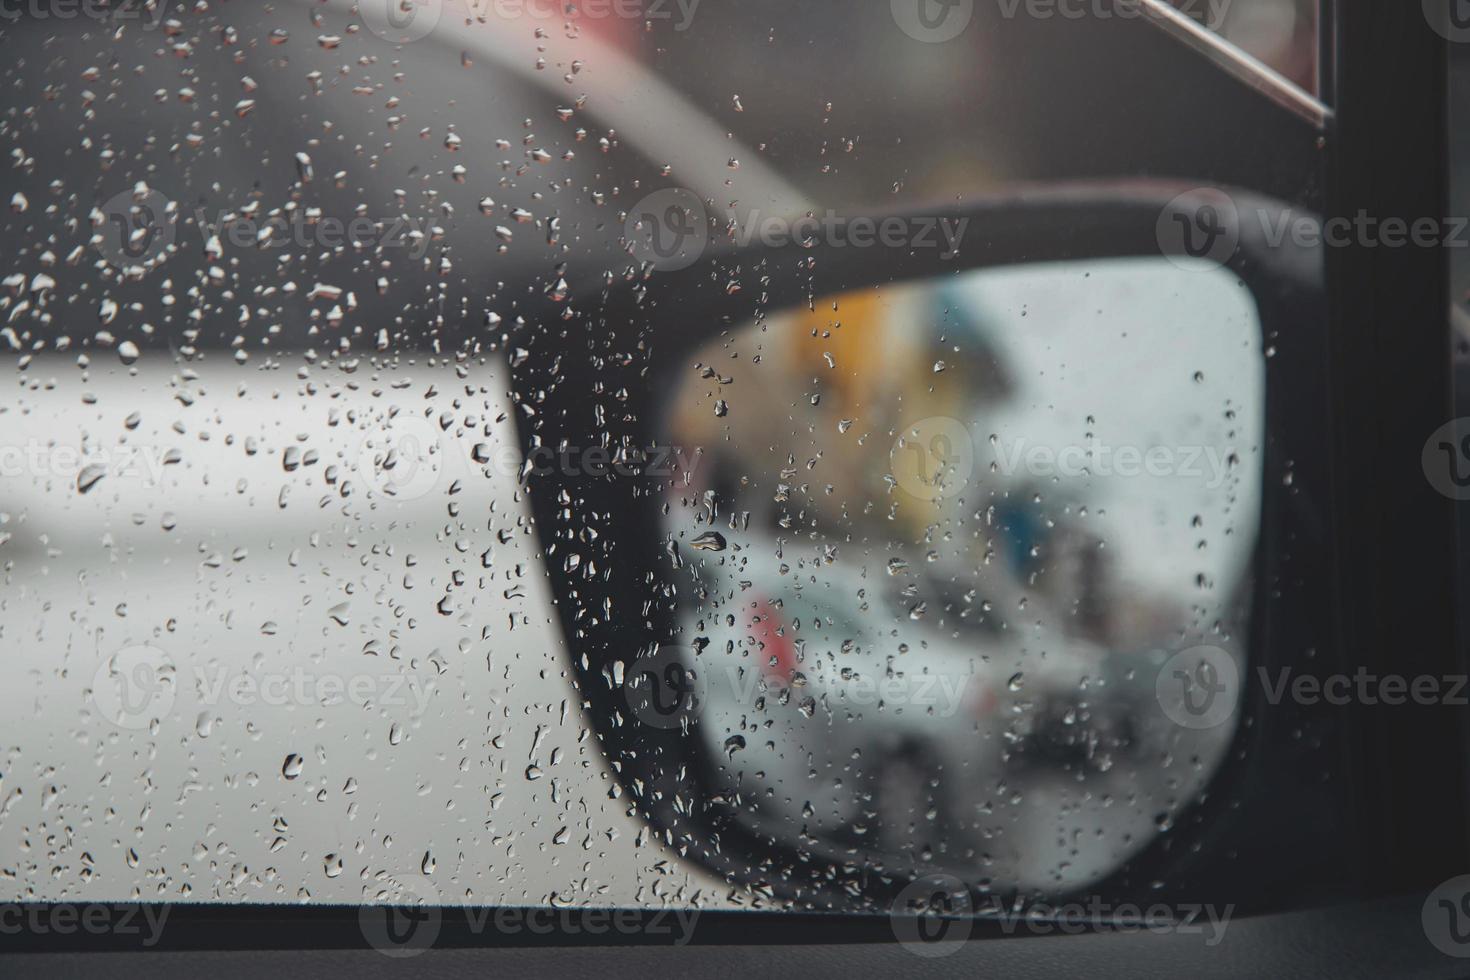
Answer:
xmin=657 ymin=257 xmax=1265 ymax=894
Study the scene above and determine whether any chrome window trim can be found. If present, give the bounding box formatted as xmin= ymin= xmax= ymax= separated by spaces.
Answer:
xmin=1139 ymin=0 xmax=1331 ymax=127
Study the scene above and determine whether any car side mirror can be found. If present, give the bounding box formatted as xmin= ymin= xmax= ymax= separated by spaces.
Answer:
xmin=508 ymin=181 xmax=1326 ymax=912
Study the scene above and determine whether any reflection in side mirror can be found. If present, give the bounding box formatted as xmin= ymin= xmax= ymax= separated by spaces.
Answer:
xmin=659 ymin=257 xmax=1264 ymax=894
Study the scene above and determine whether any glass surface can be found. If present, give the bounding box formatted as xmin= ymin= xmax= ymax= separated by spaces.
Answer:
xmin=0 ymin=0 xmax=1320 ymax=918
xmin=659 ymin=259 xmax=1264 ymax=893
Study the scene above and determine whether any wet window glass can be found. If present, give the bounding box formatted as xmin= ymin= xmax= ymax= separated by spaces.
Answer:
xmin=0 ymin=0 xmax=1339 ymax=943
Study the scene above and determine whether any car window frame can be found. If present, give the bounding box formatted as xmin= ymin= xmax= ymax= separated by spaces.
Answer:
xmin=1326 ymin=0 xmax=1470 ymax=899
